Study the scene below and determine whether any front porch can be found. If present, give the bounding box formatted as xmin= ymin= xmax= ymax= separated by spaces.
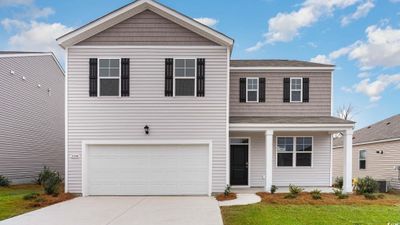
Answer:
xmin=228 ymin=116 xmax=355 ymax=193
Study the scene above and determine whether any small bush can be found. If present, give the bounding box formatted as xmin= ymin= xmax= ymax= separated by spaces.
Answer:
xmin=270 ymin=185 xmax=278 ymax=194
xmin=333 ymin=176 xmax=343 ymax=189
xmin=36 ymin=166 xmax=53 ymax=185
xmin=289 ymin=184 xmax=303 ymax=195
xmin=23 ymin=192 xmax=40 ymax=200
xmin=284 ymin=193 xmax=297 ymax=199
xmin=310 ymin=189 xmax=322 ymax=200
xmin=333 ymin=188 xmax=348 ymax=199
xmin=37 ymin=167 xmax=63 ymax=195
xmin=0 ymin=175 xmax=10 ymax=187
xmin=34 ymin=197 xmax=46 ymax=203
xmin=363 ymin=193 xmax=378 ymax=200
xmin=354 ymin=176 xmax=378 ymax=194
xmin=337 ymin=193 xmax=349 ymax=199
xmin=224 ymin=185 xmax=231 ymax=196
xmin=377 ymin=194 xmax=385 ymax=199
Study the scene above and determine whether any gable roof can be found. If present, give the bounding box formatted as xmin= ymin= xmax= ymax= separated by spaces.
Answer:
xmin=57 ymin=0 xmax=234 ymax=49
xmin=334 ymin=114 xmax=400 ymax=147
xmin=230 ymin=60 xmax=334 ymax=68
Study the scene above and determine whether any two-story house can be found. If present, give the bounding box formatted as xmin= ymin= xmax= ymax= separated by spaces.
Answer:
xmin=57 ymin=0 xmax=355 ymax=196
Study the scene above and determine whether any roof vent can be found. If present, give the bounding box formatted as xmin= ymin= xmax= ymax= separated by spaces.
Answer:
xmin=367 ymin=126 xmax=371 ymax=129
xmin=386 ymin=122 xmax=391 ymax=125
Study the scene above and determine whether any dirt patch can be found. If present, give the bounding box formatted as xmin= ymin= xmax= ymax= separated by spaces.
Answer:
xmin=216 ymin=193 xmax=237 ymax=201
xmin=256 ymin=192 xmax=400 ymax=206
xmin=28 ymin=193 xmax=76 ymax=208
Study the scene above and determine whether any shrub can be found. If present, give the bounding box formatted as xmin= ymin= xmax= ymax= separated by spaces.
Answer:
xmin=337 ymin=193 xmax=349 ymax=199
xmin=333 ymin=176 xmax=343 ymax=189
xmin=284 ymin=193 xmax=297 ymax=199
xmin=270 ymin=185 xmax=278 ymax=194
xmin=37 ymin=167 xmax=63 ymax=195
xmin=333 ymin=188 xmax=348 ymax=199
xmin=23 ymin=192 xmax=40 ymax=200
xmin=289 ymin=184 xmax=303 ymax=195
xmin=0 ymin=175 xmax=10 ymax=187
xmin=224 ymin=185 xmax=231 ymax=196
xmin=354 ymin=176 xmax=378 ymax=194
xmin=363 ymin=193 xmax=378 ymax=200
xmin=310 ymin=189 xmax=322 ymax=200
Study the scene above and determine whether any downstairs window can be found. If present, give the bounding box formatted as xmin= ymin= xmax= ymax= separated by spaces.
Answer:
xmin=277 ymin=137 xmax=313 ymax=167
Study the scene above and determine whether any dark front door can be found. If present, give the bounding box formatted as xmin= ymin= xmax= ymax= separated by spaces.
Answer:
xmin=230 ymin=145 xmax=248 ymax=185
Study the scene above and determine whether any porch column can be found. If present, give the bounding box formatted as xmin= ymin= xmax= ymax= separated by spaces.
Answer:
xmin=265 ymin=130 xmax=274 ymax=192
xmin=343 ymin=129 xmax=353 ymax=193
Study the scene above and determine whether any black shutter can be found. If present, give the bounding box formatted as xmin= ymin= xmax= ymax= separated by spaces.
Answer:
xmin=121 ymin=58 xmax=130 ymax=97
xmin=197 ymin=58 xmax=205 ymax=97
xmin=165 ymin=58 xmax=174 ymax=96
xmin=259 ymin=78 xmax=265 ymax=102
xmin=239 ymin=78 xmax=246 ymax=102
xmin=283 ymin=78 xmax=290 ymax=102
xmin=89 ymin=58 xmax=98 ymax=97
xmin=303 ymin=77 xmax=309 ymax=102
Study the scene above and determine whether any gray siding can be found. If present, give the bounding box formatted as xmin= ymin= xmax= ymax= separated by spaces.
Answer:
xmin=0 ymin=55 xmax=65 ymax=184
xmin=78 ymin=10 xmax=218 ymax=46
xmin=333 ymin=140 xmax=400 ymax=182
xmin=230 ymin=131 xmax=332 ymax=187
xmin=67 ymin=46 xmax=228 ymax=193
xmin=230 ymin=71 xmax=332 ymax=117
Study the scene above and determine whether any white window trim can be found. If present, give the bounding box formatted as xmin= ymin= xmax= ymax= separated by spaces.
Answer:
xmin=173 ymin=58 xmax=197 ymax=97
xmin=276 ymin=136 xmax=313 ymax=168
xmin=290 ymin=77 xmax=303 ymax=103
xmin=359 ymin=150 xmax=366 ymax=170
xmin=229 ymin=137 xmax=251 ymax=187
xmin=246 ymin=77 xmax=259 ymax=103
xmin=97 ymin=58 xmax=121 ymax=97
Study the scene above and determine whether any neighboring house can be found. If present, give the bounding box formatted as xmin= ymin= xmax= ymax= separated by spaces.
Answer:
xmin=57 ymin=0 xmax=355 ymax=196
xmin=0 ymin=51 xmax=65 ymax=184
xmin=333 ymin=114 xmax=400 ymax=189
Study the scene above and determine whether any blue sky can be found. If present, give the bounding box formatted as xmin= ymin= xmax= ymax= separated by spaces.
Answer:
xmin=0 ymin=0 xmax=399 ymax=128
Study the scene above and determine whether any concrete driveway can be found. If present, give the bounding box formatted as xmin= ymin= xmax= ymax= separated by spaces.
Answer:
xmin=1 ymin=197 xmax=223 ymax=225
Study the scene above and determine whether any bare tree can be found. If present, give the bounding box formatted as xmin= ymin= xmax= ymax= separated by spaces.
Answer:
xmin=336 ymin=104 xmax=355 ymax=121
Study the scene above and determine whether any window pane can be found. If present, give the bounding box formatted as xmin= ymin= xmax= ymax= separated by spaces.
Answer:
xmin=186 ymin=68 xmax=195 ymax=77
xmin=109 ymin=68 xmax=119 ymax=77
xmin=186 ymin=59 xmax=195 ymax=68
xmin=230 ymin=139 xmax=249 ymax=144
xmin=278 ymin=153 xmax=293 ymax=167
xmin=360 ymin=160 xmax=366 ymax=169
xmin=277 ymin=137 xmax=285 ymax=145
xmin=99 ymin=59 xmax=109 ymax=68
xmin=248 ymin=91 xmax=257 ymax=101
xmin=296 ymin=153 xmax=312 ymax=166
xmin=359 ymin=150 xmax=366 ymax=160
xmin=292 ymin=91 xmax=301 ymax=101
xmin=109 ymin=59 xmax=119 ymax=68
xmin=176 ymin=59 xmax=184 ymax=67
xmin=100 ymin=79 xmax=119 ymax=96
xmin=99 ymin=68 xmax=109 ymax=77
xmin=175 ymin=68 xmax=185 ymax=77
xmin=175 ymin=79 xmax=195 ymax=96
xmin=247 ymin=79 xmax=258 ymax=89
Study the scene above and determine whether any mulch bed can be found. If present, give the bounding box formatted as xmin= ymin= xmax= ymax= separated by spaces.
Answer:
xmin=256 ymin=192 xmax=400 ymax=206
xmin=216 ymin=193 xmax=237 ymax=201
xmin=28 ymin=193 xmax=76 ymax=208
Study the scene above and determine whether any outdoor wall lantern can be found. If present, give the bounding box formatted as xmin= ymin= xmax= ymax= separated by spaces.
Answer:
xmin=144 ymin=125 xmax=150 ymax=135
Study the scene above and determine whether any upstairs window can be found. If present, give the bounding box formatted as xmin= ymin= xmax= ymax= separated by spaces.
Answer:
xmin=175 ymin=59 xmax=196 ymax=96
xmin=290 ymin=78 xmax=302 ymax=102
xmin=277 ymin=137 xmax=313 ymax=167
xmin=359 ymin=150 xmax=366 ymax=170
xmin=246 ymin=77 xmax=259 ymax=102
xmin=99 ymin=59 xmax=120 ymax=96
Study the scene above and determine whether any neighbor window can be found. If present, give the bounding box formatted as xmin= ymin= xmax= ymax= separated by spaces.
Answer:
xmin=99 ymin=59 xmax=120 ymax=96
xmin=277 ymin=137 xmax=313 ymax=167
xmin=290 ymin=78 xmax=302 ymax=102
xmin=359 ymin=150 xmax=366 ymax=170
xmin=175 ymin=59 xmax=196 ymax=96
xmin=246 ymin=78 xmax=259 ymax=102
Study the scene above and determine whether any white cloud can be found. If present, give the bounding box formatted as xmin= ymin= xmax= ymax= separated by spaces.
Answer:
xmin=310 ymin=44 xmax=355 ymax=64
xmin=246 ymin=0 xmax=360 ymax=51
xmin=29 ymin=6 xmax=54 ymax=19
xmin=354 ymin=74 xmax=400 ymax=101
xmin=341 ymin=86 xmax=353 ymax=93
xmin=310 ymin=55 xmax=332 ymax=64
xmin=341 ymin=0 xmax=375 ymax=26
xmin=310 ymin=23 xmax=400 ymax=69
xmin=1 ymin=18 xmax=28 ymax=31
xmin=357 ymin=72 xmax=370 ymax=78
xmin=2 ymin=20 xmax=73 ymax=62
xmin=0 ymin=0 xmax=32 ymax=6
xmin=194 ymin=17 xmax=218 ymax=27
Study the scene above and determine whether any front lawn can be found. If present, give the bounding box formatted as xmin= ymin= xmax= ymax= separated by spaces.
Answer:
xmin=221 ymin=193 xmax=400 ymax=225
xmin=0 ymin=185 xmax=74 ymax=221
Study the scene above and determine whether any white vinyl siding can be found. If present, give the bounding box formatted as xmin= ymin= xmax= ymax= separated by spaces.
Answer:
xmin=67 ymin=46 xmax=228 ymax=194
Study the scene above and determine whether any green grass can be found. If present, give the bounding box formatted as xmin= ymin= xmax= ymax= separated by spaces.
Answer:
xmin=0 ymin=185 xmax=43 ymax=221
xmin=222 ymin=204 xmax=400 ymax=225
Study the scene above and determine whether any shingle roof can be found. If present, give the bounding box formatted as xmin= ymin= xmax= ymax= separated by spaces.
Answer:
xmin=0 ymin=51 xmax=47 ymax=55
xmin=230 ymin=116 xmax=354 ymax=124
xmin=230 ymin=60 xmax=334 ymax=68
xmin=333 ymin=114 xmax=400 ymax=147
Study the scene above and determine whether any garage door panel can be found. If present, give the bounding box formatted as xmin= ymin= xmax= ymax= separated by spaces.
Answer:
xmin=86 ymin=144 xmax=209 ymax=196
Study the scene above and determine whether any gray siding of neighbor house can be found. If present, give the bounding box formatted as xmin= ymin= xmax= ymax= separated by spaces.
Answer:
xmin=67 ymin=46 xmax=228 ymax=194
xmin=229 ymin=71 xmax=332 ymax=117
xmin=230 ymin=131 xmax=332 ymax=187
xmin=333 ymin=140 xmax=400 ymax=182
xmin=77 ymin=10 xmax=218 ymax=46
xmin=0 ymin=55 xmax=65 ymax=184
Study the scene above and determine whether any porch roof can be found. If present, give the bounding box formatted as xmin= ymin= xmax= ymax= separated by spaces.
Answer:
xmin=230 ymin=116 xmax=354 ymax=124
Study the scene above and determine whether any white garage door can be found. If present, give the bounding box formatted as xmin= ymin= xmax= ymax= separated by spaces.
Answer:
xmin=85 ymin=144 xmax=210 ymax=196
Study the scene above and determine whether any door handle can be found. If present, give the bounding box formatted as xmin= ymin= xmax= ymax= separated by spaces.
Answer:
xmin=246 ymin=162 xmax=248 ymax=168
